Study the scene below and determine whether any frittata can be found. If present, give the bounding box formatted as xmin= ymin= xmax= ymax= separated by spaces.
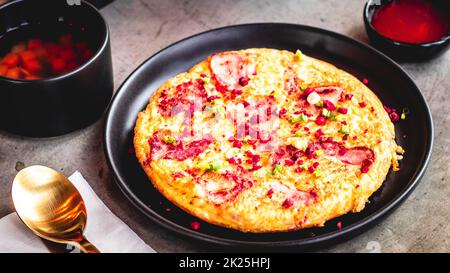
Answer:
xmin=134 ymin=48 xmax=403 ymax=232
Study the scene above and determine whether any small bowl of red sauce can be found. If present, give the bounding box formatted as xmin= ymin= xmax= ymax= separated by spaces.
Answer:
xmin=364 ymin=0 xmax=450 ymax=61
xmin=0 ymin=0 xmax=113 ymax=137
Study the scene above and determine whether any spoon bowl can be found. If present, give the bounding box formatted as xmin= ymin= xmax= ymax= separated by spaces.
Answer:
xmin=11 ymin=165 xmax=99 ymax=253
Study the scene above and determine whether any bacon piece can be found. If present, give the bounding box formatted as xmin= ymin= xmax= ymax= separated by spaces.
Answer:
xmin=149 ymin=131 xmax=212 ymax=161
xmin=307 ymin=140 xmax=375 ymax=171
xmin=298 ymin=86 xmax=344 ymax=115
xmin=210 ymin=53 xmax=254 ymax=91
xmin=269 ymin=181 xmax=317 ymax=207
xmin=339 ymin=147 xmax=374 ymax=165
xmin=198 ymin=171 xmax=254 ymax=205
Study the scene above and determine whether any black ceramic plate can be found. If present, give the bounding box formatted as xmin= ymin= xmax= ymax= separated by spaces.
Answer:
xmin=104 ymin=23 xmax=433 ymax=250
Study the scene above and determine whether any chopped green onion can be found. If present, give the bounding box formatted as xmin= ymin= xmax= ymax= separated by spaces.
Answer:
xmin=203 ymin=78 xmax=210 ymax=84
xmin=339 ymin=126 xmax=349 ymax=135
xmin=207 ymin=162 xmax=222 ymax=171
xmin=294 ymin=130 xmax=304 ymax=137
xmin=295 ymin=49 xmax=303 ymax=61
xmin=313 ymin=170 xmax=323 ymax=177
xmin=300 ymin=164 xmax=308 ymax=170
xmin=316 ymin=101 xmax=324 ymax=107
xmin=328 ymin=112 xmax=337 ymax=121
xmin=322 ymin=109 xmax=331 ymax=118
xmin=273 ymin=164 xmax=284 ymax=175
xmin=163 ymin=135 xmax=176 ymax=145
xmin=401 ymin=108 xmax=409 ymax=120
xmin=291 ymin=113 xmax=309 ymax=123
xmin=300 ymin=83 xmax=308 ymax=91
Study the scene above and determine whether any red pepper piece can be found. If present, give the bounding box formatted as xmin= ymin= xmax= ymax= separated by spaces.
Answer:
xmin=45 ymin=43 xmax=60 ymax=57
xmin=28 ymin=39 xmax=43 ymax=50
xmin=23 ymin=59 xmax=42 ymax=74
xmin=59 ymin=48 xmax=76 ymax=62
xmin=51 ymin=58 xmax=67 ymax=74
xmin=25 ymin=75 xmax=41 ymax=81
xmin=2 ymin=53 xmax=20 ymax=68
xmin=0 ymin=65 xmax=7 ymax=76
xmin=5 ymin=68 xmax=21 ymax=79
xmin=20 ymin=50 xmax=37 ymax=63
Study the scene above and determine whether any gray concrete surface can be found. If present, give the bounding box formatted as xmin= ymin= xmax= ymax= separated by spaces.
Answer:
xmin=1 ymin=0 xmax=449 ymax=252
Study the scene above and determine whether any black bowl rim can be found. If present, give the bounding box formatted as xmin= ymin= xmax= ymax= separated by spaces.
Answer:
xmin=0 ymin=0 xmax=110 ymax=84
xmin=104 ymin=23 xmax=434 ymax=248
xmin=364 ymin=0 xmax=450 ymax=48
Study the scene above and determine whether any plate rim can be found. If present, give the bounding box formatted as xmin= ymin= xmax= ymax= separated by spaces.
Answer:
xmin=103 ymin=23 xmax=434 ymax=248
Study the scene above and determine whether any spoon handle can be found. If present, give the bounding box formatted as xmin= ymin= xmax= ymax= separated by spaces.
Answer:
xmin=77 ymin=237 xmax=100 ymax=253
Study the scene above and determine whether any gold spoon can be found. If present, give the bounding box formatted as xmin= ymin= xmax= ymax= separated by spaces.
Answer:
xmin=11 ymin=165 xmax=100 ymax=253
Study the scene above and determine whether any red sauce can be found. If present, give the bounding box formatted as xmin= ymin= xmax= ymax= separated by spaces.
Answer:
xmin=372 ymin=0 xmax=449 ymax=44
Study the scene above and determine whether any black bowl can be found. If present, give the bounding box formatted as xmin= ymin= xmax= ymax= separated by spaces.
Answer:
xmin=0 ymin=0 xmax=113 ymax=137
xmin=364 ymin=0 xmax=450 ymax=62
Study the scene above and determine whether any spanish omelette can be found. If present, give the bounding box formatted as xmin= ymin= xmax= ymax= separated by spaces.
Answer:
xmin=134 ymin=48 xmax=403 ymax=233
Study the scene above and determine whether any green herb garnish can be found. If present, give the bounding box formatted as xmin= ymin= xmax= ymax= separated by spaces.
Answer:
xmin=207 ymin=162 xmax=222 ymax=171
xmin=339 ymin=126 xmax=349 ymax=135
xmin=272 ymin=164 xmax=284 ymax=175
xmin=162 ymin=135 xmax=176 ymax=145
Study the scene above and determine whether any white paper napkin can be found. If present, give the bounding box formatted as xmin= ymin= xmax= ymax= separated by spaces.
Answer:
xmin=0 ymin=171 xmax=155 ymax=253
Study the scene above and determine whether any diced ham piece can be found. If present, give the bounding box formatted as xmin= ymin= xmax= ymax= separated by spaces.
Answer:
xmin=198 ymin=171 xmax=254 ymax=205
xmin=210 ymin=53 xmax=254 ymax=91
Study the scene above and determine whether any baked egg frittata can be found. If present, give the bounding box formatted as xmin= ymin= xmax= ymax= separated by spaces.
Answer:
xmin=134 ymin=48 xmax=403 ymax=232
